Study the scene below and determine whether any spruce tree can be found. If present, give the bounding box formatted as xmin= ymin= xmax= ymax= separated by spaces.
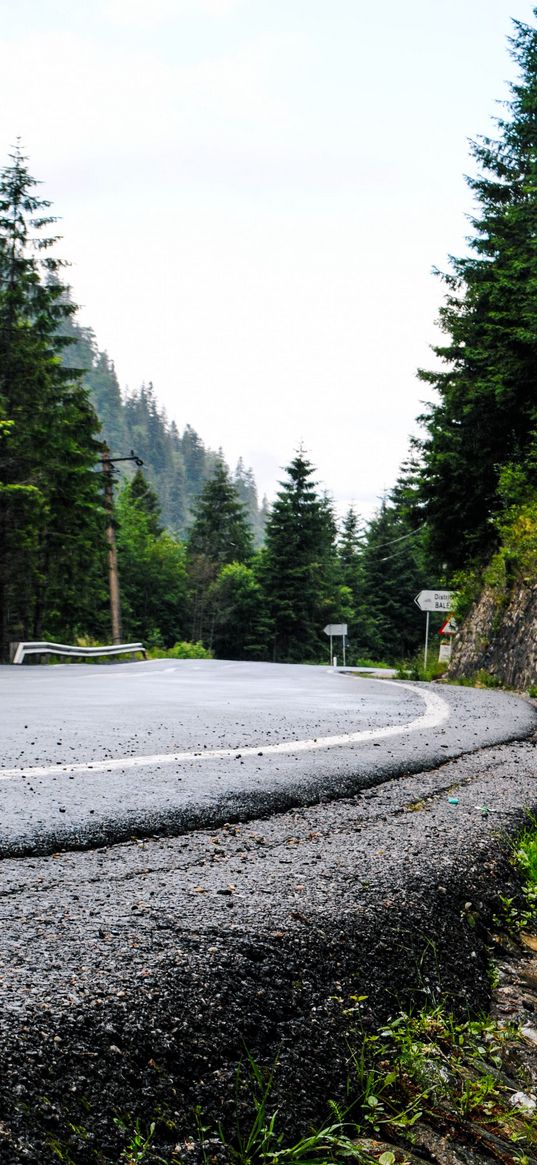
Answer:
xmin=260 ymin=451 xmax=340 ymax=662
xmin=61 ymin=310 xmax=128 ymax=453
xmin=416 ymin=13 xmax=537 ymax=571
xmin=186 ymin=460 xmax=254 ymax=644
xmin=357 ymin=499 xmax=428 ymax=663
xmin=128 ymin=468 xmax=163 ymax=536
xmin=182 ymin=424 xmax=208 ymax=505
xmin=0 ymin=145 xmax=105 ymax=658
xmin=337 ymin=507 xmax=366 ymax=658
xmin=234 ymin=457 xmax=265 ymax=545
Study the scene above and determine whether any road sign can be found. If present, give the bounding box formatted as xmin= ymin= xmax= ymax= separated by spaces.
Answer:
xmin=414 ymin=590 xmax=454 ymax=612
xmin=323 ymin=624 xmax=348 ymax=636
xmin=438 ymin=617 xmax=458 ymax=636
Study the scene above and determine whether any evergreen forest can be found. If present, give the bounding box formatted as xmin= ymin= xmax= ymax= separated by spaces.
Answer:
xmin=3 ymin=11 xmax=537 ymax=668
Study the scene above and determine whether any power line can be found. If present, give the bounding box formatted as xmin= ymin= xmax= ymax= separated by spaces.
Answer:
xmin=373 ymin=524 xmax=424 ymax=551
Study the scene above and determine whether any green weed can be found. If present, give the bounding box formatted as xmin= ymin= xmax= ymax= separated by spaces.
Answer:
xmin=113 ymin=1117 xmax=162 ymax=1163
xmin=190 ymin=1003 xmax=534 ymax=1163
xmin=512 ymin=821 xmax=537 ymax=925
xmin=353 ymin=658 xmax=392 ymax=670
xmin=515 ymin=824 xmax=537 ymax=889
xmin=194 ymin=1062 xmax=370 ymax=1164
xmin=396 ymin=657 xmax=448 ymax=682
xmin=446 ymin=668 xmax=504 ymax=689
xmin=494 ymin=819 xmax=537 ymax=932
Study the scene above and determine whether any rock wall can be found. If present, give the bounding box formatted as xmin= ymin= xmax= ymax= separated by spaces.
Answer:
xmin=449 ymin=579 xmax=537 ymax=688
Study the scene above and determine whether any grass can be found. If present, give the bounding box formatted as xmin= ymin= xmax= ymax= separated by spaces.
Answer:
xmin=184 ymin=1003 xmax=537 ymax=1165
xmin=516 ymin=823 xmax=537 ymax=887
xmin=494 ymin=819 xmax=537 ymax=931
xmin=511 ymin=819 xmax=537 ymax=925
xmin=449 ymin=668 xmax=504 ymax=690
xmin=395 ymin=655 xmax=514 ymax=689
xmin=352 ymin=658 xmax=393 ymax=670
xmin=114 ymin=1117 xmax=158 ymax=1163
xmin=395 ymin=656 xmax=448 ymax=682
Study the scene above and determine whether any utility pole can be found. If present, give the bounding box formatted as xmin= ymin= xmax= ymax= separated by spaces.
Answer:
xmin=100 ymin=446 xmax=144 ymax=645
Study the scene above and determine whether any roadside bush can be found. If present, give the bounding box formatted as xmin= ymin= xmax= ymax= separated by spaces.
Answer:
xmin=145 ymin=641 xmax=213 ymax=660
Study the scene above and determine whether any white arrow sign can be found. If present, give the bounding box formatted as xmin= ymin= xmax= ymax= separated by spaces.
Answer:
xmin=414 ymin=590 xmax=454 ymax=613
xmin=323 ymin=624 xmax=348 ymax=636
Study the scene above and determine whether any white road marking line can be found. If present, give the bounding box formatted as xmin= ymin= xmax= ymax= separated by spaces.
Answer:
xmin=57 ymin=666 xmax=179 ymax=679
xmin=0 ymin=683 xmax=449 ymax=782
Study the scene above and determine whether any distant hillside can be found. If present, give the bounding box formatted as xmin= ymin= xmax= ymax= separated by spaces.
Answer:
xmin=63 ymin=314 xmax=266 ymax=541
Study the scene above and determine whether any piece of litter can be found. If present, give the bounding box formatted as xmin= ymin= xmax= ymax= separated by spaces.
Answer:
xmin=447 ymin=797 xmax=459 ymax=805
xmin=510 ymin=1091 xmax=536 ymax=1111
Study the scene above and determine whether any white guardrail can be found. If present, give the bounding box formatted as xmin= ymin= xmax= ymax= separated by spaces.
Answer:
xmin=11 ymin=641 xmax=146 ymax=664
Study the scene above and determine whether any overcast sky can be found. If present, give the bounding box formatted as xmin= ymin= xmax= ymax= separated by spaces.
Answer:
xmin=1 ymin=0 xmax=535 ymax=516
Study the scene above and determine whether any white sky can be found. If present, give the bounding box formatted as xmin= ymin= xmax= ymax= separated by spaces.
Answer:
xmin=1 ymin=0 xmax=534 ymax=516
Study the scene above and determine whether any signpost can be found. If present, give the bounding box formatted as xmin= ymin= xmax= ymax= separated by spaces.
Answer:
xmin=413 ymin=591 xmax=455 ymax=668
xmin=436 ymin=616 xmax=458 ymax=665
xmin=414 ymin=590 xmax=454 ymax=612
xmin=323 ymin=623 xmax=348 ymax=667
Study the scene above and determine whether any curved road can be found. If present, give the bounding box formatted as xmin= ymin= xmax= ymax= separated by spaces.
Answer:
xmin=1 ymin=658 xmax=536 ymax=857
xmin=2 ymin=659 xmax=537 ymax=1161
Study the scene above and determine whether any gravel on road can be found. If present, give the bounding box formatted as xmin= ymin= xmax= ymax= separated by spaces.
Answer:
xmin=1 ymin=733 xmax=537 ymax=1162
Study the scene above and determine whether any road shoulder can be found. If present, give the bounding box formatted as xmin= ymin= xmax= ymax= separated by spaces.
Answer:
xmin=1 ymin=735 xmax=537 ymax=1162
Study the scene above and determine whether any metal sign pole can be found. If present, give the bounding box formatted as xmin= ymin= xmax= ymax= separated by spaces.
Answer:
xmin=323 ymin=624 xmax=348 ymax=666
xmin=414 ymin=592 xmax=456 ymax=671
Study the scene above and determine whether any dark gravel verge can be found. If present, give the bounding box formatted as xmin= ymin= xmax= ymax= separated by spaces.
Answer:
xmin=1 ymin=735 xmax=537 ymax=1163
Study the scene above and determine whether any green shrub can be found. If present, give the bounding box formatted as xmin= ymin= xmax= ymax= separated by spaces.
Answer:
xmin=145 ymin=641 xmax=213 ymax=660
xmin=353 ymin=657 xmax=392 ymax=669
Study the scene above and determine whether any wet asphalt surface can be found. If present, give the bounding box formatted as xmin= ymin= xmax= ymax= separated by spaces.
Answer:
xmin=1 ymin=659 xmax=536 ymax=856
xmin=1 ymin=662 xmax=537 ymax=1162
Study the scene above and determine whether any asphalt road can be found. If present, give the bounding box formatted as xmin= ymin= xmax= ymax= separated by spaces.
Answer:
xmin=2 ymin=659 xmax=537 ymax=1161
xmin=2 ymin=730 xmax=537 ymax=1163
xmin=1 ymin=658 xmax=536 ymax=856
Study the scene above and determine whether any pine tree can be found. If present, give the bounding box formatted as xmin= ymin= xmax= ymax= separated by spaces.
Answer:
xmin=128 ymin=468 xmax=163 ymax=536
xmin=337 ymin=507 xmax=366 ymax=657
xmin=186 ymin=460 xmax=254 ymax=644
xmin=0 ymin=145 xmax=105 ymax=658
xmin=416 ymin=13 xmax=537 ymax=571
xmin=234 ymin=457 xmax=265 ymax=545
xmin=61 ymin=310 xmax=128 ymax=454
xmin=182 ymin=424 xmax=208 ymax=499
xmin=357 ymin=499 xmax=431 ymax=663
xmin=260 ymin=451 xmax=340 ymax=662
